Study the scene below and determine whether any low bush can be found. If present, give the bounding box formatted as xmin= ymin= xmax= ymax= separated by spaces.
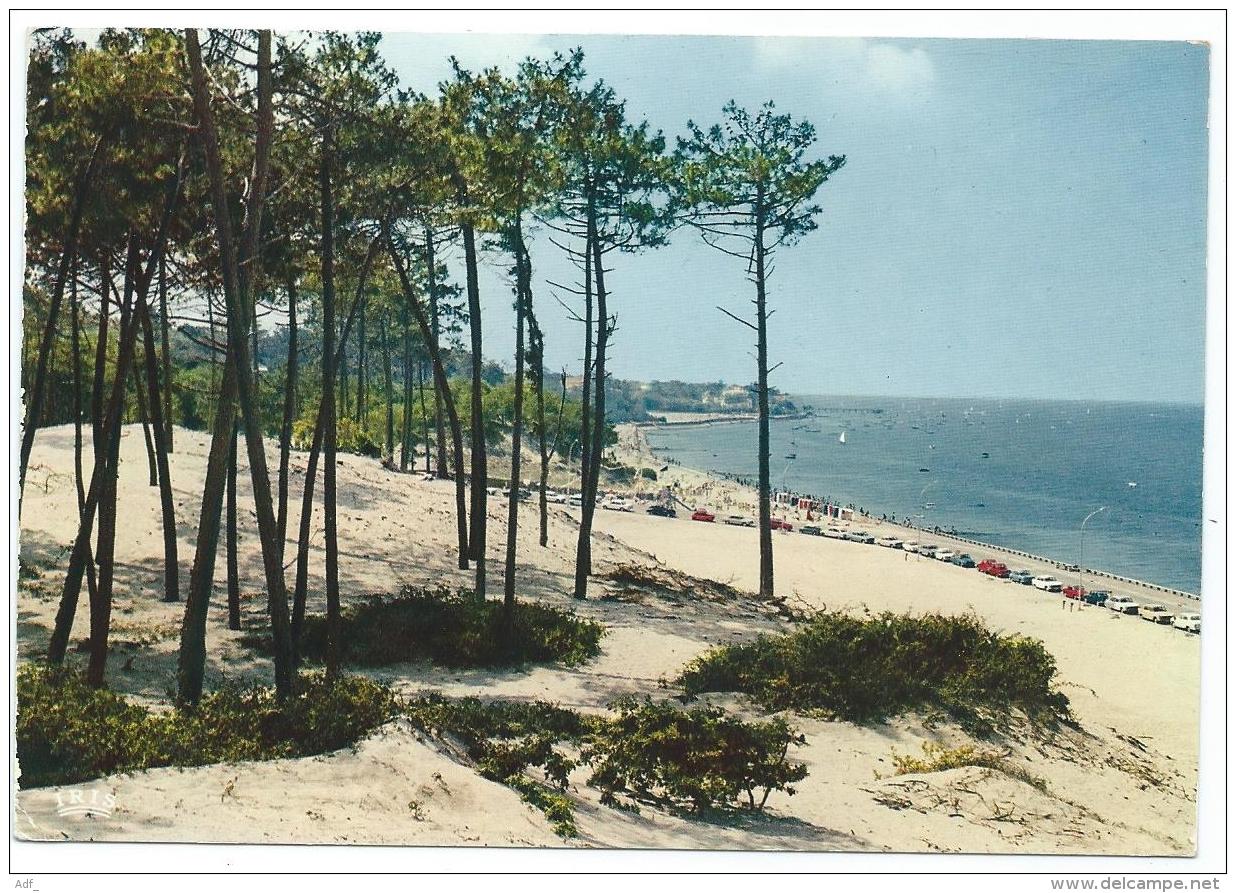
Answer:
xmin=291 ymin=414 xmax=381 ymax=458
xmin=251 ymin=587 xmax=604 ymax=669
xmin=639 ymin=467 xmax=658 ymax=481
xmin=404 ymin=694 xmax=590 ymax=837
xmin=584 ymin=696 xmax=808 ymax=813
xmin=676 ymin=610 xmax=1071 ymax=735
xmin=16 ymin=665 xmax=396 ymax=788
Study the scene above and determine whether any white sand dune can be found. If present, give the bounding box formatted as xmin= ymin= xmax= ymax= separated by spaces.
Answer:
xmin=15 ymin=424 xmax=1198 ymax=853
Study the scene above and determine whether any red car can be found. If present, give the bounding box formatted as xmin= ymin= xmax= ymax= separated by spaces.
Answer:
xmin=1062 ymin=585 xmax=1086 ymax=600
xmin=770 ymin=517 xmax=793 ymax=531
xmin=977 ymin=559 xmax=1010 ymax=578
xmin=691 ymin=509 xmax=716 ymax=523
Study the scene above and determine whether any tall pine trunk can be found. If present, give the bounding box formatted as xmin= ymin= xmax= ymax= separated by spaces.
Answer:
xmin=276 ymin=278 xmax=298 ymax=553
xmin=133 ymin=357 xmax=158 ymax=486
xmin=503 ymin=227 xmax=530 ymax=627
xmin=226 ymin=424 xmax=241 ymax=630
xmin=418 ymin=360 xmax=431 ymax=473
xmin=87 ymin=244 xmax=139 ymax=688
xmin=19 ymin=138 xmax=103 ymax=504
xmin=158 ymin=252 xmax=174 ymax=451
xmin=754 ymin=200 xmax=774 ymax=599
xmin=400 ymin=308 xmax=413 ymax=472
xmin=320 ymin=124 xmax=342 ymax=679
xmin=573 ymin=198 xmax=605 ymax=600
xmin=381 ymin=312 xmax=394 ymax=461
xmin=289 ymin=242 xmax=379 ymax=654
xmin=459 ymin=207 xmax=487 ymax=594
xmin=387 ymin=230 xmax=468 ymax=569
xmin=137 ymin=250 xmax=181 ymax=603
xmin=179 ymin=29 xmax=292 ymax=702
xmin=424 ymin=225 xmax=449 ymax=478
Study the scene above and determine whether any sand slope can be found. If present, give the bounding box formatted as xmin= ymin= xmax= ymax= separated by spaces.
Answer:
xmin=15 ymin=425 xmax=1198 ymax=853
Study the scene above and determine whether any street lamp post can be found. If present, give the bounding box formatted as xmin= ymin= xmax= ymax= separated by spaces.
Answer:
xmin=1079 ymin=506 xmax=1106 ymax=595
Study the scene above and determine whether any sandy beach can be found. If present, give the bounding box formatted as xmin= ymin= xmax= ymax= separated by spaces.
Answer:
xmin=15 ymin=423 xmax=1199 ymax=853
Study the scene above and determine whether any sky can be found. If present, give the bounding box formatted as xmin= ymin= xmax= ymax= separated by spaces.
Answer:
xmin=372 ymin=33 xmax=1210 ymax=405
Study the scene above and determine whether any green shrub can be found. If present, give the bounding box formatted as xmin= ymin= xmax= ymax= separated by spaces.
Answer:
xmin=16 ymin=665 xmax=396 ymax=788
xmin=404 ymin=694 xmax=591 ymax=838
xmin=676 ymin=610 xmax=1071 ymax=735
xmin=249 ymin=587 xmax=604 ymax=669
xmin=584 ymin=696 xmax=807 ymax=813
xmin=639 ymin=467 xmax=658 ymax=481
xmin=291 ymin=413 xmax=381 ymax=457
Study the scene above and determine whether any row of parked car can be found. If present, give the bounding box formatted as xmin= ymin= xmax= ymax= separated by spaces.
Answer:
xmin=548 ymin=492 xmax=1203 ymax=637
xmin=688 ymin=507 xmax=1204 ymax=636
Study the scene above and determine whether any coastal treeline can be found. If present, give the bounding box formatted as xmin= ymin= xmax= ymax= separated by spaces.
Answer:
xmin=20 ymin=27 xmax=845 ymax=697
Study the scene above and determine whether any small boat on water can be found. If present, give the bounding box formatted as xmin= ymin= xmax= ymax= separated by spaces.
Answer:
xmin=918 ymin=467 xmax=930 ymax=473
xmin=784 ymin=453 xmax=797 ymax=460
xmin=838 ymin=431 xmax=847 ymax=445
xmin=981 ymin=452 xmax=990 ymax=458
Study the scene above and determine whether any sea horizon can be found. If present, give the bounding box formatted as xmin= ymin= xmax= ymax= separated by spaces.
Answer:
xmin=642 ymin=395 xmax=1205 ymax=595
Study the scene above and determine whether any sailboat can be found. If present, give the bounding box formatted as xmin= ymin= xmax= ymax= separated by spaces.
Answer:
xmin=838 ymin=431 xmax=847 ymax=445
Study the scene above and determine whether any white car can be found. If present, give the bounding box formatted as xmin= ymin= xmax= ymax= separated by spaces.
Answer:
xmin=935 ymin=549 xmax=956 ymax=562
xmin=487 ymin=486 xmax=504 ymax=496
xmin=723 ymin=514 xmax=755 ymax=527
xmin=846 ymin=530 xmax=876 ymax=544
xmin=1031 ymin=576 xmax=1063 ymax=592
xmin=1173 ymin=613 xmax=1200 ymax=633
xmin=1139 ymin=604 xmax=1174 ymax=625
xmin=902 ymin=541 xmax=920 ymax=554
xmin=545 ymin=491 xmax=567 ymax=505
xmin=1106 ymin=595 xmax=1139 ymax=614
xmin=823 ymin=526 xmax=848 ymax=539
xmin=567 ymin=495 xmax=583 ymax=507
xmin=918 ymin=544 xmax=939 ymax=558
xmin=601 ymin=496 xmax=634 ymax=512
xmin=876 ymin=536 xmax=903 ymax=549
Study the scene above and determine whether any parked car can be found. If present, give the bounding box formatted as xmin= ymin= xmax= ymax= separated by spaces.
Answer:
xmin=646 ymin=504 xmax=677 ymax=518
xmin=935 ymin=549 xmax=956 ymax=562
xmin=1008 ymin=569 xmax=1035 ymax=585
xmin=1062 ymin=585 xmax=1086 ymax=600
xmin=770 ymin=517 xmax=793 ymax=531
xmin=1083 ymin=590 xmax=1110 ymax=606
xmin=1061 ymin=563 xmax=1080 ymax=573
xmin=977 ymin=559 xmax=1010 ymax=578
xmin=691 ymin=508 xmax=715 ymax=523
xmin=1173 ymin=612 xmax=1201 ymax=633
xmin=486 ymin=486 xmax=504 ymax=496
xmin=1106 ymin=595 xmax=1139 ymax=614
xmin=1031 ymin=576 xmax=1064 ymax=592
xmin=951 ymin=553 xmax=976 ymax=568
xmin=601 ymin=496 xmax=634 ymax=512
xmin=1139 ymin=604 xmax=1174 ymax=624
xmin=724 ymin=514 xmax=755 ymax=527
xmin=567 ymin=494 xmax=583 ymax=507
xmin=876 ymin=535 xmax=903 ymax=549
xmin=800 ymin=525 xmax=823 ymax=537
xmin=544 ymin=491 xmax=567 ymax=505
xmin=823 ymin=527 xmax=848 ymax=539
xmin=902 ymin=541 xmax=920 ymax=554
xmin=845 ymin=530 xmax=875 ymax=544
xmin=918 ymin=544 xmax=939 ymax=558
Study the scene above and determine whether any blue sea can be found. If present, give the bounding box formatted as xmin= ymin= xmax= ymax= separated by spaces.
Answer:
xmin=642 ymin=396 xmax=1205 ymax=595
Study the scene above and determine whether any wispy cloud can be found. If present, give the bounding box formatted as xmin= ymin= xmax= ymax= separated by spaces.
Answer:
xmin=753 ymin=36 xmax=936 ymax=96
